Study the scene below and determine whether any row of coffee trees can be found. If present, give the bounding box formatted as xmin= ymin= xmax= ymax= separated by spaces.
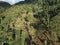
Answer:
xmin=37 ymin=0 xmax=60 ymax=45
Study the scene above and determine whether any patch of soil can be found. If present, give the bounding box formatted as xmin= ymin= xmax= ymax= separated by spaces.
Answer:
xmin=56 ymin=42 xmax=60 ymax=45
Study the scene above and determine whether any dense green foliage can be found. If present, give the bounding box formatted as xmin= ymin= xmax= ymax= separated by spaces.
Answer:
xmin=0 ymin=0 xmax=60 ymax=45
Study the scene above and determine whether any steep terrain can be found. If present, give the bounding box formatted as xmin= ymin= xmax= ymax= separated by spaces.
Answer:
xmin=0 ymin=0 xmax=60 ymax=45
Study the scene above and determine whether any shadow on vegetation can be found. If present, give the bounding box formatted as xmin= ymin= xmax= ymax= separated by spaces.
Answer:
xmin=25 ymin=35 xmax=32 ymax=45
xmin=57 ymin=37 xmax=60 ymax=42
xmin=2 ymin=43 xmax=9 ymax=45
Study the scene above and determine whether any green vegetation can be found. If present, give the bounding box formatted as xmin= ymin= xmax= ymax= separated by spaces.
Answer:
xmin=0 ymin=0 xmax=60 ymax=45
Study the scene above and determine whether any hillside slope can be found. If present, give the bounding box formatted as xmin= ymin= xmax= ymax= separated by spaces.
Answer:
xmin=0 ymin=0 xmax=60 ymax=45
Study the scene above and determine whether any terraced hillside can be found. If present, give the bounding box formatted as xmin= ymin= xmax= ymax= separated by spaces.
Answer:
xmin=0 ymin=0 xmax=60 ymax=45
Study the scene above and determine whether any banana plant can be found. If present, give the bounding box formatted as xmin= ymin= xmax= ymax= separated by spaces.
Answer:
xmin=44 ymin=40 xmax=47 ymax=45
xmin=20 ymin=30 xmax=27 ymax=45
